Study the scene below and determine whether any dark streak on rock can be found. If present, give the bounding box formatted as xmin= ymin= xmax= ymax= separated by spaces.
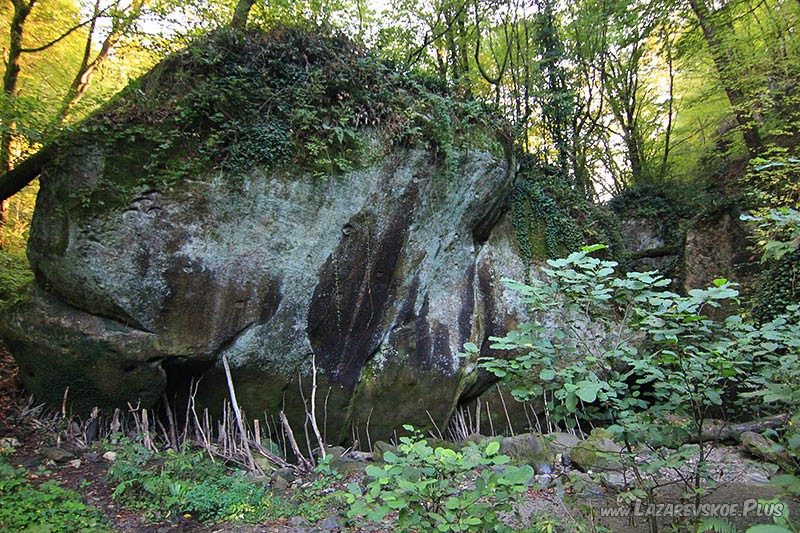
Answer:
xmin=458 ymin=261 xmax=503 ymax=402
xmin=307 ymin=184 xmax=418 ymax=390
xmin=458 ymin=261 xmax=475 ymax=346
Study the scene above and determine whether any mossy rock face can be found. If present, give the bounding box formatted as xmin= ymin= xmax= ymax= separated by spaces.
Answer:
xmin=3 ymin=290 xmax=165 ymax=411
xmin=3 ymin=27 xmax=526 ymax=441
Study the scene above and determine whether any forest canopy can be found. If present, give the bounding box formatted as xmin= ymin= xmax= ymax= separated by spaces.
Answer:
xmin=0 ymin=0 xmax=798 ymax=225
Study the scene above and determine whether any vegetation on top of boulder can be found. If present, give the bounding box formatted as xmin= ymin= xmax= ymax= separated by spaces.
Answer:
xmin=60 ymin=26 xmax=509 ymax=214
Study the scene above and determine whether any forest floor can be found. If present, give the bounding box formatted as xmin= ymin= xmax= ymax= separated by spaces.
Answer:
xmin=0 ymin=345 xmax=302 ymax=532
xmin=1 ymin=344 xmax=797 ymax=532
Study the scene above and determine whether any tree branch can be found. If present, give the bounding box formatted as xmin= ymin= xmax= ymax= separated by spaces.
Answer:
xmin=20 ymin=7 xmax=111 ymax=54
xmin=0 ymin=143 xmax=60 ymax=203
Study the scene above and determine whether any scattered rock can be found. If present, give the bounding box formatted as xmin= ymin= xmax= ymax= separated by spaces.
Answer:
xmin=372 ymin=441 xmax=397 ymax=463
xmin=544 ymin=432 xmax=581 ymax=462
xmin=570 ymin=428 xmax=624 ymax=472
xmin=324 ymin=446 xmax=347 ymax=459
xmin=348 ymin=450 xmax=372 ymax=462
xmin=329 ymin=455 xmax=366 ymax=476
xmin=0 ymin=436 xmax=20 ymax=452
xmin=741 ymin=431 xmax=793 ymax=471
xmin=102 ymin=451 xmax=118 ymax=461
xmin=533 ymin=473 xmax=555 ymax=489
xmin=290 ymin=516 xmax=310 ymax=527
xmin=567 ymin=471 xmax=604 ymax=497
xmin=15 ymin=455 xmax=42 ymax=468
xmin=599 ymin=472 xmax=631 ymax=491
xmin=271 ymin=467 xmax=297 ymax=491
xmin=499 ymin=433 xmax=555 ymax=473
xmin=317 ymin=515 xmax=343 ymax=531
xmin=82 ymin=451 xmax=101 ymax=462
xmin=271 ymin=475 xmax=290 ymax=492
xmin=40 ymin=446 xmax=75 ymax=463
xmin=463 ymin=433 xmax=491 ymax=446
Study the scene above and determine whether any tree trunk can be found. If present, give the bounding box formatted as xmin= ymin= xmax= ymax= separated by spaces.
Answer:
xmin=230 ymin=0 xmax=256 ymax=31
xmin=1 ymin=0 xmax=36 ymax=230
xmin=688 ymin=0 xmax=762 ymax=157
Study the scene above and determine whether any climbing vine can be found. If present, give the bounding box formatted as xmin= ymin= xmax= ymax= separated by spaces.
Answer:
xmin=751 ymin=249 xmax=799 ymax=322
xmin=508 ymin=164 xmax=583 ymax=264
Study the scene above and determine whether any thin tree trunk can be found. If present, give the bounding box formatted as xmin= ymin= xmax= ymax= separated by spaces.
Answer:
xmin=57 ymin=0 xmax=145 ymax=125
xmin=230 ymin=0 xmax=256 ymax=30
xmin=688 ymin=0 xmax=762 ymax=157
xmin=660 ymin=29 xmax=675 ymax=180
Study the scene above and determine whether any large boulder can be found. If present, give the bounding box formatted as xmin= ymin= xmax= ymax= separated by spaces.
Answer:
xmin=2 ymin=28 xmax=519 ymax=442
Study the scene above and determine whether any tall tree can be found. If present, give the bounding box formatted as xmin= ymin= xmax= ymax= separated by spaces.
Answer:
xmin=687 ymin=0 xmax=762 ymax=157
xmin=0 ymin=0 xmax=35 ymax=226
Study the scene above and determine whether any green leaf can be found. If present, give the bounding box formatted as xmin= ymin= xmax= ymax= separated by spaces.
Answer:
xmin=463 ymin=342 xmax=479 ymax=353
xmin=575 ymin=380 xmax=602 ymax=403
xmin=485 ymin=441 xmax=500 ymax=456
xmin=539 ymin=368 xmax=556 ymax=381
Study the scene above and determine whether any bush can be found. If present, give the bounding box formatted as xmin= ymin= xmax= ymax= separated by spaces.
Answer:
xmin=345 ymin=426 xmax=534 ymax=532
xmin=472 ymin=245 xmax=800 ymax=528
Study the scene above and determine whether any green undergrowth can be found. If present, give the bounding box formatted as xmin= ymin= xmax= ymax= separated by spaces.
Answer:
xmin=0 ymin=453 xmax=108 ymax=532
xmin=0 ymin=181 xmax=36 ymax=314
xmin=61 ymin=26 xmax=509 ymax=215
xmin=106 ymin=438 xmax=344 ymax=524
xmin=345 ymin=426 xmax=535 ymax=531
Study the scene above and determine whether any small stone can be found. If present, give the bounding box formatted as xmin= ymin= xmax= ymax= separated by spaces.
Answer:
xmin=741 ymin=431 xmax=793 ymax=471
xmin=290 ymin=516 xmax=309 ymax=526
xmin=271 ymin=476 xmax=289 ymax=491
xmin=102 ymin=451 xmax=118 ymax=461
xmin=0 ymin=437 xmax=20 ymax=451
xmin=568 ymin=471 xmax=604 ymax=497
xmin=16 ymin=455 xmax=42 ymax=469
xmin=318 ymin=515 xmax=342 ymax=531
xmin=499 ymin=433 xmax=555 ymax=473
xmin=40 ymin=447 xmax=75 ymax=463
xmin=271 ymin=467 xmax=295 ymax=491
xmin=745 ymin=471 xmax=771 ymax=484
xmin=534 ymin=474 xmax=554 ymax=489
xmin=329 ymin=456 xmax=366 ymax=476
xmin=67 ymin=459 xmax=82 ymax=468
xmin=325 ymin=446 xmax=347 ymax=459
xmin=599 ymin=471 xmax=630 ymax=491
xmin=545 ymin=432 xmax=581 ymax=459
xmin=82 ymin=451 xmax=100 ymax=462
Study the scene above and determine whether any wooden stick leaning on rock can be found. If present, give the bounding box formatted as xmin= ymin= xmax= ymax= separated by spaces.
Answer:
xmin=221 ymin=354 xmax=259 ymax=474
